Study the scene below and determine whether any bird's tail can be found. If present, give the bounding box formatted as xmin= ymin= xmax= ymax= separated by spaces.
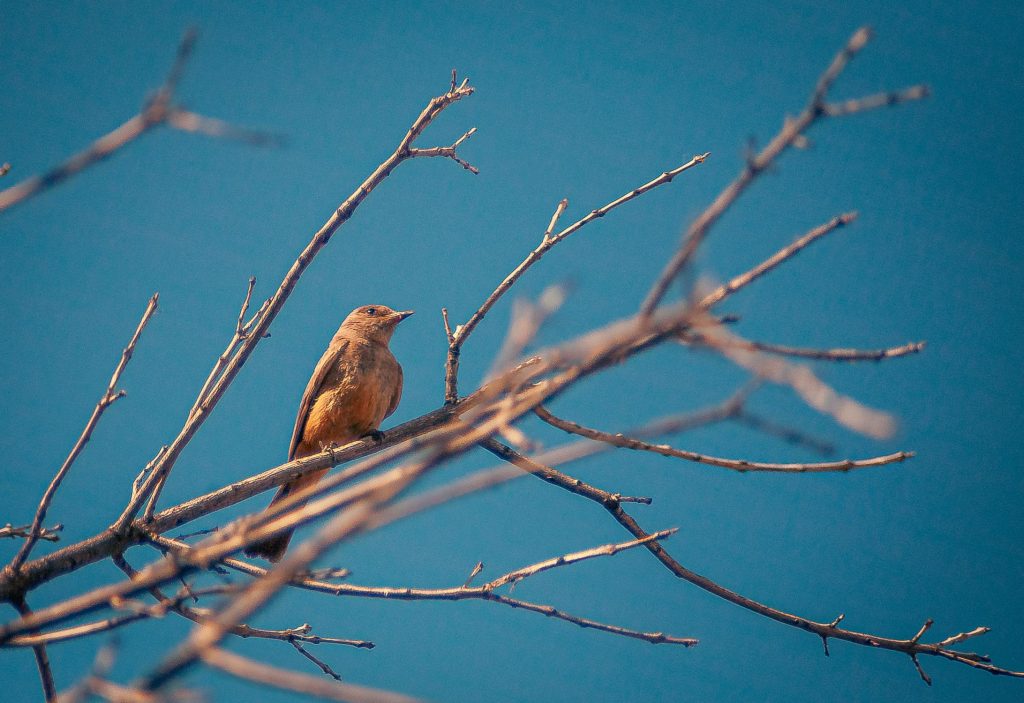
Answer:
xmin=244 ymin=468 xmax=327 ymax=562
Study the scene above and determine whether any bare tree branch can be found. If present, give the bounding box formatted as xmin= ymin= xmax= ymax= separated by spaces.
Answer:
xmin=2 ymin=28 xmax=1019 ymax=696
xmin=640 ymin=28 xmax=928 ymax=315
xmin=202 ymin=646 xmax=422 ymax=703
xmin=111 ymin=554 xmax=373 ymax=650
xmin=11 ymin=597 xmax=56 ymax=702
xmin=114 ymin=73 xmax=477 ymax=531
xmin=534 ymin=406 xmax=912 ymax=473
xmin=697 ymin=212 xmax=858 ymax=310
xmin=690 ymin=318 xmax=898 ymax=439
xmin=0 ymin=524 xmax=63 ymax=543
xmin=162 ymin=478 xmax=695 ymax=649
xmin=684 ymin=335 xmax=926 ymax=362
xmin=443 ymin=152 xmax=709 ymax=401
xmin=483 ymin=440 xmax=1024 ymax=680
xmin=6 ymin=293 xmax=158 ymax=574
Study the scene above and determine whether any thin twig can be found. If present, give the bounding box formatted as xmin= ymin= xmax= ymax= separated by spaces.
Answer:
xmin=685 ymin=335 xmax=926 ymax=363
xmin=144 ymin=277 xmax=263 ymax=521
xmin=483 ymin=530 xmax=677 ymax=590
xmin=407 ymin=126 xmax=479 ymax=173
xmin=6 ymin=293 xmax=158 ymax=574
xmin=535 ymin=406 xmax=911 ymax=473
xmin=697 ymin=212 xmax=858 ymax=310
xmin=290 ymin=640 xmax=345 ymax=681
xmin=640 ymin=28 xmax=927 ymax=315
xmin=443 ymin=153 xmax=708 ymax=401
xmin=0 ymin=523 xmax=63 ymax=542
xmin=11 ymin=597 xmax=56 ymax=702
xmin=111 ymin=554 xmax=374 ymax=650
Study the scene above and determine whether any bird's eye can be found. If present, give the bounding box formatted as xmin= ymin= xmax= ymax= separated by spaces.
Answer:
xmin=365 ymin=307 xmax=377 ymax=316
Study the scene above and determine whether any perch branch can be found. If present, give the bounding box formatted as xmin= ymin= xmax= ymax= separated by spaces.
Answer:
xmin=114 ymin=73 xmax=476 ymax=531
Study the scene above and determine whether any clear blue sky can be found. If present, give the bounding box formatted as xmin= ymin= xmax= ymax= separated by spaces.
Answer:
xmin=2 ymin=2 xmax=1022 ymax=701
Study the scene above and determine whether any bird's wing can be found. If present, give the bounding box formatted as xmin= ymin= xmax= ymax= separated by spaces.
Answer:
xmin=289 ymin=338 xmax=348 ymax=460
xmin=384 ymin=360 xmax=404 ymax=420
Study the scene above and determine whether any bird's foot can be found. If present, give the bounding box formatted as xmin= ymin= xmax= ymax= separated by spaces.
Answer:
xmin=319 ymin=441 xmax=342 ymax=455
xmin=360 ymin=429 xmax=385 ymax=443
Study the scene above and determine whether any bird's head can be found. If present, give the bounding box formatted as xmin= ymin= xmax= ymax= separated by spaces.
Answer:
xmin=339 ymin=304 xmax=414 ymax=344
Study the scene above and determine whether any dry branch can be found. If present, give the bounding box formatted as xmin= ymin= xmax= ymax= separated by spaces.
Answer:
xmin=443 ymin=152 xmax=709 ymax=401
xmin=0 ymin=524 xmax=63 ymax=543
xmin=483 ymin=441 xmax=1023 ymax=679
xmin=11 ymin=597 xmax=55 ymax=702
xmin=202 ymin=646 xmax=422 ymax=703
xmin=684 ymin=336 xmax=926 ymax=362
xmin=2 ymin=25 xmax=1020 ymax=701
xmin=641 ymin=29 xmax=928 ymax=315
xmin=0 ymin=30 xmax=280 ymax=214
xmin=6 ymin=293 xmax=158 ymax=574
xmin=534 ymin=406 xmax=912 ymax=473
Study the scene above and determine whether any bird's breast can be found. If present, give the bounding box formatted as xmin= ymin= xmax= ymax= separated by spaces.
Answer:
xmin=303 ymin=343 xmax=401 ymax=445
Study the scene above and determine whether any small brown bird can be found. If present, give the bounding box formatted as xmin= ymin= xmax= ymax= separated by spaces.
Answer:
xmin=245 ymin=304 xmax=413 ymax=562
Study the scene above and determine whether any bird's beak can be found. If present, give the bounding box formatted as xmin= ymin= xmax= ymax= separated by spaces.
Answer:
xmin=393 ymin=310 xmax=415 ymax=322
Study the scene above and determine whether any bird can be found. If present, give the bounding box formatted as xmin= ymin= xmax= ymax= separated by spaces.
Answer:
xmin=244 ymin=304 xmax=413 ymax=562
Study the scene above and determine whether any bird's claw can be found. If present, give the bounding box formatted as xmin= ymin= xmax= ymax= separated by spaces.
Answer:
xmin=361 ymin=429 xmax=385 ymax=443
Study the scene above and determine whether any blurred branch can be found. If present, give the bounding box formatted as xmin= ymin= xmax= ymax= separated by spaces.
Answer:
xmin=162 ymin=529 xmax=696 ymax=647
xmin=689 ymin=316 xmax=898 ymax=439
xmin=202 ymin=646 xmax=422 ymax=703
xmin=111 ymin=554 xmax=373 ymax=651
xmin=0 ymin=29 xmax=281 ymax=214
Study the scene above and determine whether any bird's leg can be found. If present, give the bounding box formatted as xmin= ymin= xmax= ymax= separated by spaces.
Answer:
xmin=360 ymin=429 xmax=385 ymax=443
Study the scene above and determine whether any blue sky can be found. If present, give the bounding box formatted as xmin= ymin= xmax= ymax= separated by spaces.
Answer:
xmin=1 ymin=1 xmax=1022 ymax=701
